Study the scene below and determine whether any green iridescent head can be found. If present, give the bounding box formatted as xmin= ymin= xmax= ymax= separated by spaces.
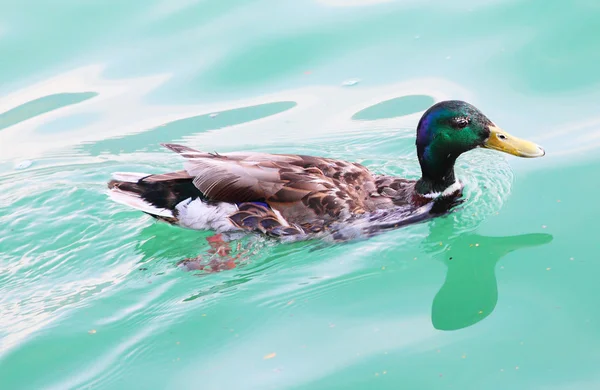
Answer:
xmin=415 ymin=100 xmax=545 ymax=195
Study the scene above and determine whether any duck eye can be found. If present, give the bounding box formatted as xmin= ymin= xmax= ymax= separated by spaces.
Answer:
xmin=452 ymin=117 xmax=469 ymax=129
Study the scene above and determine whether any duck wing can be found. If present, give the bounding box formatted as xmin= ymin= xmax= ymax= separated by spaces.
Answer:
xmin=161 ymin=143 xmax=385 ymax=224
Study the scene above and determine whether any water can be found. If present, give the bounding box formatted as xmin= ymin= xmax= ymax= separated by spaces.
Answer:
xmin=1 ymin=0 xmax=599 ymax=389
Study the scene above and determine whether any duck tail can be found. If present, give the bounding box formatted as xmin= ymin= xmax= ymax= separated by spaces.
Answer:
xmin=107 ymin=171 xmax=200 ymax=222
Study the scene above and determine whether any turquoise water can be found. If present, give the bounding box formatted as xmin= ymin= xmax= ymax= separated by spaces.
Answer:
xmin=1 ymin=1 xmax=600 ymax=389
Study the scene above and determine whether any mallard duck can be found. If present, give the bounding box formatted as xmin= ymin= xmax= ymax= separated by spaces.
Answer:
xmin=108 ymin=100 xmax=544 ymax=240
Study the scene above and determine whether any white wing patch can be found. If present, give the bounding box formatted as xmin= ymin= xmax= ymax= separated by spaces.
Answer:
xmin=175 ymin=198 xmax=239 ymax=232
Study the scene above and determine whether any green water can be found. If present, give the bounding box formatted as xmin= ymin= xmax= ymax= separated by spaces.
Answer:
xmin=1 ymin=1 xmax=599 ymax=389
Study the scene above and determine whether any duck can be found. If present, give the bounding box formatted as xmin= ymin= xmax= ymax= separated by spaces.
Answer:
xmin=107 ymin=100 xmax=545 ymax=241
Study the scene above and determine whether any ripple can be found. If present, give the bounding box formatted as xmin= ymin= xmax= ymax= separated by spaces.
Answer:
xmin=0 ymin=162 xmax=159 ymax=354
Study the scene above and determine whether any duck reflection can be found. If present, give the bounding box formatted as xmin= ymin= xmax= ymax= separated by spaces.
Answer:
xmin=132 ymin=224 xmax=256 ymax=273
xmin=132 ymin=223 xmax=271 ymax=302
xmin=130 ymin=207 xmax=552 ymax=322
xmin=423 ymin=217 xmax=553 ymax=331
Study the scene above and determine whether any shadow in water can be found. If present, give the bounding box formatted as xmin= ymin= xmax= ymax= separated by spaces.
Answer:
xmin=423 ymin=218 xmax=553 ymax=331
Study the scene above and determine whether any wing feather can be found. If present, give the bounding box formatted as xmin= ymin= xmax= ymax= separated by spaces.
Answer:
xmin=160 ymin=143 xmax=391 ymax=222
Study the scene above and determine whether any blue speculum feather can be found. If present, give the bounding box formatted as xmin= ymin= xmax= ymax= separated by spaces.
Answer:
xmin=241 ymin=201 xmax=270 ymax=209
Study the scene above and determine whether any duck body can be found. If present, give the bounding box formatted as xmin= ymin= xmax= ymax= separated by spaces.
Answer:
xmin=108 ymin=146 xmax=451 ymax=240
xmin=108 ymin=100 xmax=544 ymax=241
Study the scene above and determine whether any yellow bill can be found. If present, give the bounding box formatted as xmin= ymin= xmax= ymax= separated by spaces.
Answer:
xmin=483 ymin=125 xmax=545 ymax=158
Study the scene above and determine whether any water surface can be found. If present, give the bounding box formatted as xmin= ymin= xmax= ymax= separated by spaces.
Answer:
xmin=1 ymin=1 xmax=599 ymax=389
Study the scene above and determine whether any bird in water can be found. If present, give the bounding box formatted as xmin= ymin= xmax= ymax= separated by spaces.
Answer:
xmin=108 ymin=100 xmax=544 ymax=244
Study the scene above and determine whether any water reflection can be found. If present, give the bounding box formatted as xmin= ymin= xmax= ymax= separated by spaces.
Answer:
xmin=0 ymin=92 xmax=97 ymax=131
xmin=131 ymin=223 xmax=272 ymax=302
xmin=78 ymin=101 xmax=296 ymax=155
xmin=424 ymin=217 xmax=553 ymax=331
xmin=351 ymin=94 xmax=434 ymax=121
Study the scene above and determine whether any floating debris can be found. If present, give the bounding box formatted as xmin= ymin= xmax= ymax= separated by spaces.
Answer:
xmin=88 ymin=329 xmax=97 ymax=334
xmin=14 ymin=160 xmax=32 ymax=170
xmin=209 ymin=113 xmax=219 ymax=118
xmin=264 ymin=352 xmax=276 ymax=360
xmin=546 ymin=267 xmax=551 ymax=271
xmin=542 ymin=225 xmax=547 ymax=229
xmin=341 ymin=78 xmax=361 ymax=87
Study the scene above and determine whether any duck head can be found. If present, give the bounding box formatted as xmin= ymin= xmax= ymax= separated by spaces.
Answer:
xmin=415 ymin=100 xmax=544 ymax=196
